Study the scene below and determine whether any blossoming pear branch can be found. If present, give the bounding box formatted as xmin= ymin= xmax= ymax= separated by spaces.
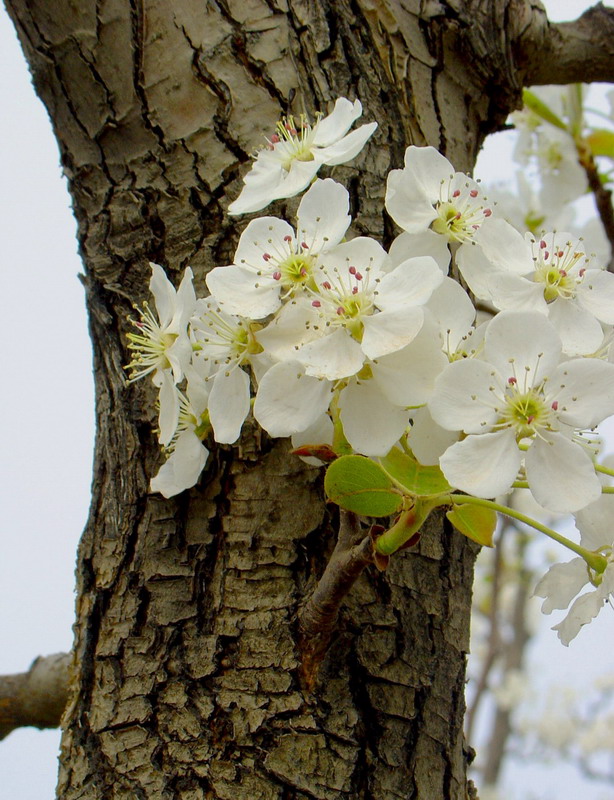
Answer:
xmin=125 ymin=91 xmax=614 ymax=651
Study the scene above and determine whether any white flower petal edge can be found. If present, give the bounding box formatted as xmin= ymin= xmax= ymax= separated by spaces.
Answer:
xmin=150 ymin=430 xmax=209 ymax=499
xmin=534 ymin=558 xmax=590 ymax=614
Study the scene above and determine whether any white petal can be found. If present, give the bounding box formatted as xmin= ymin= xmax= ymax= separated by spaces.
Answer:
xmin=456 ymin=242 xmax=499 ymax=301
xmin=439 ymin=429 xmax=521 ymax=498
xmin=526 ymin=433 xmax=601 ymax=513
xmin=297 ymin=179 xmax=350 ymax=251
xmin=321 ymin=237 xmax=388 ymax=274
xmin=298 ymin=329 xmax=365 ymax=380
xmin=150 ymin=431 xmax=209 ymax=498
xmin=375 ymin=256 xmax=443 ymax=310
xmin=157 ymin=372 xmax=180 ymax=448
xmin=371 ymin=319 xmax=448 ymax=407
xmin=184 ymin=363 xmax=211 ymax=416
xmin=166 ymin=334 xmax=193 ymax=385
xmin=233 ymin=217 xmax=296 ymax=266
xmin=576 ymin=270 xmax=614 ymax=324
xmin=428 ymin=358 xmax=501 ymax=433
xmin=534 ymin=558 xmax=589 ymax=613
xmin=408 ymin=407 xmax=460 ymax=466
xmin=426 ymin=278 xmax=476 ymax=353
xmin=319 ymin=122 xmax=378 ymax=164
xmin=548 ymin=298 xmax=605 ymax=356
xmin=484 ymin=310 xmax=561 ymax=384
xmin=172 ymin=267 xmax=197 ymax=332
xmin=208 ymin=368 xmax=251 ymax=444
xmin=402 ymin=146 xmax=455 ymax=197
xmin=486 ymin=272 xmax=547 ymax=313
xmin=385 ymin=168 xmax=437 ymax=233
xmin=474 ymin=218 xmax=533 ymax=274
xmin=253 ymin=361 xmax=333 ymax=437
xmin=361 ymin=307 xmax=424 ymax=360
xmin=312 ymin=98 xmax=362 ymax=146
xmin=550 ymin=358 xmax=614 ymax=428
xmin=257 ymin=299 xmax=321 ymax=361
xmin=291 ymin=414 xmax=334 ymax=466
xmin=552 ymin=586 xmax=607 ymax=645
xmin=228 ymin=160 xmax=286 ymax=215
xmin=387 ymin=230 xmax=451 ymax=274
xmin=339 ymin=380 xmax=410 ymax=456
xmin=149 ymin=262 xmax=177 ymax=328
xmin=206 ymin=265 xmax=280 ymax=319
xmin=230 ymin=157 xmax=320 ymax=214
xmin=575 ymin=493 xmax=614 ymax=550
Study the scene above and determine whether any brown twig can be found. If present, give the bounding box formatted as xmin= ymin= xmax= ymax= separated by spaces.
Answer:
xmin=0 ymin=652 xmax=70 ymax=740
xmin=577 ymin=143 xmax=614 ymax=272
xmin=297 ymin=511 xmax=374 ymax=690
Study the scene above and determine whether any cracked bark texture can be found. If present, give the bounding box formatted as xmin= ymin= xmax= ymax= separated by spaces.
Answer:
xmin=6 ymin=1 xmax=610 ymax=798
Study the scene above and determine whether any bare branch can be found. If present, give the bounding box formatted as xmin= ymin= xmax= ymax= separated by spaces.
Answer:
xmin=482 ymin=534 xmax=532 ymax=787
xmin=0 ymin=653 xmax=70 ymax=740
xmin=465 ymin=524 xmax=507 ymax=745
xmin=298 ymin=511 xmax=374 ymax=691
xmin=577 ymin=143 xmax=614 ymax=271
xmin=518 ymin=3 xmax=614 ymax=86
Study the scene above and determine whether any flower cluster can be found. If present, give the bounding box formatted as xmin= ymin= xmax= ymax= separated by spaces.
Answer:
xmin=126 ymin=94 xmax=614 ymax=645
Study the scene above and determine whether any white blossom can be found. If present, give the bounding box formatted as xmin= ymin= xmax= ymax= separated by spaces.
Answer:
xmin=259 ymin=240 xmax=443 ymax=381
xmin=535 ymin=490 xmax=614 ymax=644
xmin=228 ymin=98 xmax=377 ymax=215
xmin=428 ymin=310 xmax=614 ymax=512
xmin=385 ymin=146 xmax=493 ymax=243
xmin=190 ymin=298 xmax=257 ymax=444
xmin=458 ymin=223 xmax=614 ymax=355
xmin=207 ymin=179 xmax=351 ymax=319
xmin=150 ymin=368 xmax=211 ymax=498
xmin=125 ymin=263 xmax=195 ymax=386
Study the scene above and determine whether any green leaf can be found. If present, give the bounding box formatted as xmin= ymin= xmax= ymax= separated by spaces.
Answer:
xmin=324 ymin=455 xmax=403 ymax=517
xmin=379 ymin=447 xmax=451 ymax=497
xmin=522 ymin=89 xmax=567 ymax=131
xmin=446 ymin=504 xmax=497 ymax=547
xmin=586 ymin=129 xmax=614 ymax=158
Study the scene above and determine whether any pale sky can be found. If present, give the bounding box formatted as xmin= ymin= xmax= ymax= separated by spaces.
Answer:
xmin=1 ymin=2 xmax=613 ymax=799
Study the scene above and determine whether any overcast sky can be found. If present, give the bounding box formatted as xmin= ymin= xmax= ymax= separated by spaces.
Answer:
xmin=1 ymin=2 xmax=614 ymax=799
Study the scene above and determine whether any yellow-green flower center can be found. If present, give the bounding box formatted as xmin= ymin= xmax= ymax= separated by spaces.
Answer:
xmin=279 ymin=253 xmax=316 ymax=286
xmin=498 ymin=383 xmax=554 ymax=440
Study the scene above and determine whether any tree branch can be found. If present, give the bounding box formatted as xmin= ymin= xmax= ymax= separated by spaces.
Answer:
xmin=0 ymin=653 xmax=70 ymax=740
xmin=518 ymin=3 xmax=614 ymax=86
xmin=577 ymin=143 xmax=614 ymax=271
xmin=297 ymin=511 xmax=375 ymax=691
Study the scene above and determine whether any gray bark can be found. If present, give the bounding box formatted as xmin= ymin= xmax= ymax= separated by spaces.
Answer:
xmin=5 ymin=1 xmax=614 ymax=797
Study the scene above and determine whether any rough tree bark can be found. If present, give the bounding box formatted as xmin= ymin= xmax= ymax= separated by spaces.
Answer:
xmin=4 ymin=1 xmax=614 ymax=798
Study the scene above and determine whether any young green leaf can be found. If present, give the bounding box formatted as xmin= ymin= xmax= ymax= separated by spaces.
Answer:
xmin=446 ymin=503 xmax=497 ymax=547
xmin=586 ymin=129 xmax=614 ymax=158
xmin=324 ymin=455 xmax=404 ymax=516
xmin=379 ymin=447 xmax=451 ymax=497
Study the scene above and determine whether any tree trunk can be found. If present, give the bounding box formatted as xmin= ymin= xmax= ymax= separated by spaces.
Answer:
xmin=6 ymin=1 xmax=607 ymax=797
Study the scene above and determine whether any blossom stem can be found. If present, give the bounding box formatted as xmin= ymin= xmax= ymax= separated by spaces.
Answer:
xmin=596 ymin=463 xmax=614 ymax=478
xmin=442 ymin=494 xmax=608 ymax=574
xmin=330 ymin=388 xmax=352 ymax=455
xmin=374 ymin=498 xmax=440 ymax=555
